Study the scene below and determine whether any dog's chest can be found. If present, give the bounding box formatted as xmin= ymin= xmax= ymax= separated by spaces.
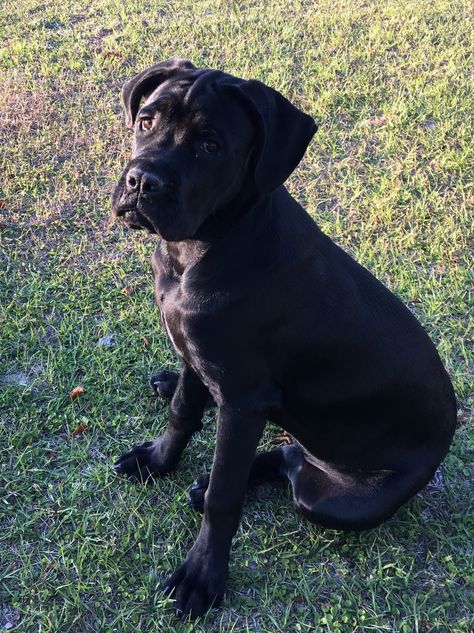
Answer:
xmin=152 ymin=250 xmax=195 ymax=363
xmin=157 ymin=282 xmax=191 ymax=361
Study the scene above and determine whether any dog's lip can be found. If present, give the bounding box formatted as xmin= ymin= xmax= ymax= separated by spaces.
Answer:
xmin=117 ymin=206 xmax=157 ymax=233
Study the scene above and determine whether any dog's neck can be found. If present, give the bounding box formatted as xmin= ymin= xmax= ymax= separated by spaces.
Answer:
xmin=165 ymin=191 xmax=273 ymax=276
xmin=165 ymin=240 xmax=208 ymax=276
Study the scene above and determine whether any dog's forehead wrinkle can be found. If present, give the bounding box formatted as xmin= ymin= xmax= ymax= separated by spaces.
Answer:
xmin=141 ymin=92 xmax=211 ymax=141
xmin=144 ymin=79 xmax=231 ymax=140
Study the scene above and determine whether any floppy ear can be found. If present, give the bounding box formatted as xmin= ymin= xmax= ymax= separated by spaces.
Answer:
xmin=121 ymin=57 xmax=196 ymax=128
xmin=226 ymin=80 xmax=317 ymax=195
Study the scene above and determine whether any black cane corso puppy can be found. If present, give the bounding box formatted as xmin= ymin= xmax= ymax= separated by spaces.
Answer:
xmin=111 ymin=58 xmax=457 ymax=618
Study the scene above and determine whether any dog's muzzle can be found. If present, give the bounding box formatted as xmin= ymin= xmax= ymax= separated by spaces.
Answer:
xmin=112 ymin=166 xmax=166 ymax=232
xmin=124 ymin=167 xmax=162 ymax=196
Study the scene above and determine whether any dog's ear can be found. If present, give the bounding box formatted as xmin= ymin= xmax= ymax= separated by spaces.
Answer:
xmin=121 ymin=58 xmax=196 ymax=128
xmin=226 ymin=80 xmax=317 ymax=195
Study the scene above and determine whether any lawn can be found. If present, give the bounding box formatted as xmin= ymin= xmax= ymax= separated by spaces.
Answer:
xmin=0 ymin=0 xmax=473 ymax=631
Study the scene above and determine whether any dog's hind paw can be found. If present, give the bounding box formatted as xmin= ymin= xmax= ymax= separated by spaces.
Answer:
xmin=188 ymin=472 xmax=210 ymax=512
xmin=150 ymin=369 xmax=179 ymax=400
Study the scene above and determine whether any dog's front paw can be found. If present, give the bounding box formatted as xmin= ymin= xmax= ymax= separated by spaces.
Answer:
xmin=188 ymin=472 xmax=210 ymax=512
xmin=164 ymin=549 xmax=226 ymax=619
xmin=114 ymin=439 xmax=172 ymax=483
xmin=150 ymin=369 xmax=179 ymax=400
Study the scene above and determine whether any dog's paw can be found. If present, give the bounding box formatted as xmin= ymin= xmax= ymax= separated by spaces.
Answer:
xmin=188 ymin=472 xmax=210 ymax=512
xmin=150 ymin=369 xmax=179 ymax=400
xmin=163 ymin=550 xmax=226 ymax=619
xmin=114 ymin=440 xmax=170 ymax=483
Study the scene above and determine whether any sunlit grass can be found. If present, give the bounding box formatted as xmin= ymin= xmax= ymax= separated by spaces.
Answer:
xmin=1 ymin=0 xmax=472 ymax=631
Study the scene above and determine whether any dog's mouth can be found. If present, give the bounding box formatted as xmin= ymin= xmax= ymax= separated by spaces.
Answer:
xmin=112 ymin=180 xmax=191 ymax=241
xmin=112 ymin=184 xmax=159 ymax=234
xmin=124 ymin=207 xmax=157 ymax=233
xmin=112 ymin=202 xmax=157 ymax=233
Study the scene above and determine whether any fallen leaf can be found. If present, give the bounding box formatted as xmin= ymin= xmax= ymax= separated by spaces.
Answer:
xmin=141 ymin=335 xmax=150 ymax=346
xmin=122 ymin=286 xmax=134 ymax=296
xmin=70 ymin=386 xmax=85 ymax=400
xmin=103 ymin=50 xmax=121 ymax=58
xmin=71 ymin=422 xmax=88 ymax=438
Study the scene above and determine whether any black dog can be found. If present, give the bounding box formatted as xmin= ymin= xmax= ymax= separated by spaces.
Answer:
xmin=112 ymin=58 xmax=456 ymax=618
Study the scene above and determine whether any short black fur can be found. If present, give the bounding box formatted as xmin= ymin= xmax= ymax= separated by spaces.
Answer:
xmin=112 ymin=58 xmax=457 ymax=619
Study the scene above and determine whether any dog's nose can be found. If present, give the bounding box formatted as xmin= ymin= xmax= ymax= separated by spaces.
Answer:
xmin=125 ymin=168 xmax=141 ymax=193
xmin=125 ymin=167 xmax=161 ymax=194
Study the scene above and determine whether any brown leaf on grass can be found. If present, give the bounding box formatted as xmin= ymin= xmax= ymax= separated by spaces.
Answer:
xmin=122 ymin=285 xmax=135 ymax=297
xmin=70 ymin=385 xmax=85 ymax=400
xmin=103 ymin=50 xmax=121 ymax=58
xmin=0 ymin=200 xmax=6 ymax=208
xmin=141 ymin=335 xmax=150 ymax=347
xmin=71 ymin=422 xmax=88 ymax=438
xmin=44 ymin=451 xmax=55 ymax=461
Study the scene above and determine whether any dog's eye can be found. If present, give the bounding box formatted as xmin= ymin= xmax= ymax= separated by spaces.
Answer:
xmin=201 ymin=140 xmax=220 ymax=153
xmin=139 ymin=118 xmax=154 ymax=131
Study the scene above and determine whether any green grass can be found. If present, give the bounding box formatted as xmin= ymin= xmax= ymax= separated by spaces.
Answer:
xmin=1 ymin=0 xmax=473 ymax=630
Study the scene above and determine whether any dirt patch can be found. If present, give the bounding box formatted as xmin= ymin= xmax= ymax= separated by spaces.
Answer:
xmin=0 ymin=604 xmax=21 ymax=629
xmin=1 ymin=364 xmax=44 ymax=389
xmin=0 ymin=75 xmax=55 ymax=135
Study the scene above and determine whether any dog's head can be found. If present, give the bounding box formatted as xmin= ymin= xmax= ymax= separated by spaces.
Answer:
xmin=112 ymin=58 xmax=317 ymax=241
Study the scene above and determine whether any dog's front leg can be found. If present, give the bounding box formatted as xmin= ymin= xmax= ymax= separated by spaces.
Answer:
xmin=115 ymin=364 xmax=209 ymax=482
xmin=164 ymin=405 xmax=266 ymax=618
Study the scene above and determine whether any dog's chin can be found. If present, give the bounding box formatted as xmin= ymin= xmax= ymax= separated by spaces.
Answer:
xmin=119 ymin=210 xmax=190 ymax=241
xmin=136 ymin=202 xmax=200 ymax=242
xmin=114 ymin=198 xmax=198 ymax=241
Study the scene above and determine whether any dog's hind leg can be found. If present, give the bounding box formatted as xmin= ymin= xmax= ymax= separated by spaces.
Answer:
xmin=189 ymin=443 xmax=438 ymax=529
xmin=283 ymin=445 xmax=439 ymax=531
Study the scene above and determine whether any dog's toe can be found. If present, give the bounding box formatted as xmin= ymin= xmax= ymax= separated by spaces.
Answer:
xmin=150 ymin=369 xmax=179 ymax=399
xmin=163 ymin=552 xmax=225 ymax=619
xmin=114 ymin=441 xmax=163 ymax=484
